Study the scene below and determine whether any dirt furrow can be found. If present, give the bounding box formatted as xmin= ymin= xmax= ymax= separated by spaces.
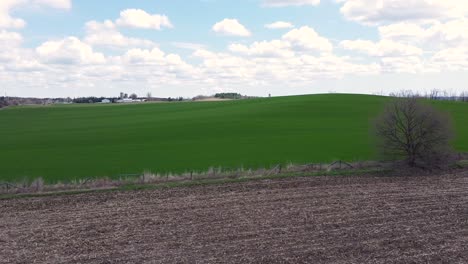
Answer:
xmin=1 ymin=175 xmax=467 ymax=263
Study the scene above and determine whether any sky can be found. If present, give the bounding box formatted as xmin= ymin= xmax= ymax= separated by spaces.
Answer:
xmin=1 ymin=0 xmax=468 ymax=98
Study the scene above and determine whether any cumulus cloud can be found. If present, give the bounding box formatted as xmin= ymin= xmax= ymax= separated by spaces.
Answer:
xmin=172 ymin=42 xmax=206 ymax=50
xmin=0 ymin=29 xmax=22 ymax=47
xmin=121 ymin=47 xmax=199 ymax=81
xmin=123 ymin=48 xmax=166 ymax=64
xmin=378 ymin=22 xmax=427 ymax=41
xmin=193 ymin=47 xmax=378 ymax=87
xmin=338 ymin=0 xmax=468 ymax=25
xmin=265 ymin=21 xmax=294 ymax=29
xmin=34 ymin=0 xmax=71 ymax=9
xmin=193 ymin=49 xmax=256 ymax=81
xmin=3 ymin=1 xmax=468 ymax=98
xmin=282 ymin=26 xmax=333 ymax=52
xmin=229 ymin=40 xmax=294 ymax=58
xmin=116 ymin=9 xmax=173 ymax=30
xmin=85 ymin=20 xmax=155 ymax=48
xmin=0 ymin=0 xmax=28 ymax=28
xmin=379 ymin=19 xmax=468 ymax=48
xmin=341 ymin=39 xmax=423 ymax=57
xmin=36 ymin=37 xmax=106 ymax=64
xmin=263 ymin=0 xmax=320 ymax=7
xmin=380 ymin=56 xmax=425 ymax=74
xmin=431 ymin=47 xmax=468 ymax=70
xmin=0 ymin=0 xmax=71 ymax=28
xmin=0 ymin=30 xmax=23 ymax=62
xmin=228 ymin=26 xmax=333 ymax=58
xmin=212 ymin=19 xmax=252 ymax=37
xmin=0 ymin=30 xmax=45 ymax=72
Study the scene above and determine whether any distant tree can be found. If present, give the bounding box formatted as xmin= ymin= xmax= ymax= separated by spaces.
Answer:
xmin=374 ymin=98 xmax=454 ymax=168
xmin=130 ymin=93 xmax=138 ymax=100
xmin=0 ymin=97 xmax=8 ymax=108
xmin=192 ymin=95 xmax=209 ymax=101
xmin=429 ymin=89 xmax=441 ymax=100
xmin=72 ymin=97 xmax=105 ymax=104
xmin=214 ymin=93 xmax=242 ymax=99
xmin=146 ymin=92 xmax=152 ymax=99
xmin=461 ymin=91 xmax=468 ymax=102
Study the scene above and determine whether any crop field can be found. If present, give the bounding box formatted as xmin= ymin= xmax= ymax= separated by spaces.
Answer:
xmin=1 ymin=94 xmax=468 ymax=183
xmin=1 ymin=174 xmax=467 ymax=263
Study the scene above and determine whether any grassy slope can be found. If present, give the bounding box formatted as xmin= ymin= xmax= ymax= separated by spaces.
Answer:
xmin=1 ymin=94 xmax=467 ymax=183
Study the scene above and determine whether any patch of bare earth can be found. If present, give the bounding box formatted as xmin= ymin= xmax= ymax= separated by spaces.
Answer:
xmin=1 ymin=174 xmax=467 ymax=263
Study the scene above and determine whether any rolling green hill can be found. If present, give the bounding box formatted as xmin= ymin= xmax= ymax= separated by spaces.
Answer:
xmin=1 ymin=94 xmax=467 ymax=183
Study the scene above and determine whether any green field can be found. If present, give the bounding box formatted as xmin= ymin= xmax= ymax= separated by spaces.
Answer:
xmin=1 ymin=94 xmax=467 ymax=183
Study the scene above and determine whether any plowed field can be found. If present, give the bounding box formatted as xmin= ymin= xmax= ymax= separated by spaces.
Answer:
xmin=1 ymin=175 xmax=468 ymax=263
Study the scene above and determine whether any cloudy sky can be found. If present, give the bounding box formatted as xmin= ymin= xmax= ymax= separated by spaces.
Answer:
xmin=1 ymin=0 xmax=468 ymax=98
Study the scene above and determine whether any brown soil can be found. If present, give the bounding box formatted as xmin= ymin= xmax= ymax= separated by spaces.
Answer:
xmin=1 ymin=174 xmax=467 ymax=263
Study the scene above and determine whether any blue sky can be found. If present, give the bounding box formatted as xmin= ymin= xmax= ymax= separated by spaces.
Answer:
xmin=1 ymin=0 xmax=468 ymax=98
xmin=19 ymin=1 xmax=375 ymax=51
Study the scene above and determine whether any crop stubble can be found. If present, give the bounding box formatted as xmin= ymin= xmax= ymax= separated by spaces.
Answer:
xmin=1 ymin=174 xmax=467 ymax=263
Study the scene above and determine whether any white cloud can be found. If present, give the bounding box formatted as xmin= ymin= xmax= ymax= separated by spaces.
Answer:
xmin=0 ymin=30 xmax=45 ymax=72
xmin=265 ymin=21 xmax=294 ymax=29
xmin=85 ymin=20 xmax=155 ymax=48
xmin=338 ymin=0 xmax=468 ymax=25
xmin=3 ymin=1 xmax=468 ymax=98
xmin=282 ymin=26 xmax=333 ymax=52
xmin=122 ymin=48 xmax=197 ymax=75
xmin=229 ymin=40 xmax=294 ymax=58
xmin=123 ymin=48 xmax=166 ymax=64
xmin=172 ymin=42 xmax=206 ymax=50
xmin=379 ymin=19 xmax=468 ymax=48
xmin=34 ymin=0 xmax=71 ymax=9
xmin=212 ymin=19 xmax=251 ymax=37
xmin=116 ymin=9 xmax=173 ymax=30
xmin=0 ymin=0 xmax=71 ymax=29
xmin=0 ymin=30 xmax=23 ymax=62
xmin=341 ymin=39 xmax=423 ymax=57
xmin=263 ymin=0 xmax=320 ymax=7
xmin=36 ymin=37 xmax=106 ymax=64
xmin=193 ymin=49 xmax=256 ymax=80
xmin=431 ymin=47 xmax=468 ymax=70
xmin=0 ymin=0 xmax=27 ymax=28
xmin=378 ymin=22 xmax=427 ymax=41
xmin=228 ymin=26 xmax=334 ymax=57
xmin=380 ymin=56 xmax=425 ymax=73
xmin=3 ymin=57 xmax=44 ymax=72
xmin=0 ymin=29 xmax=22 ymax=46
xmin=192 ymin=47 xmax=379 ymax=88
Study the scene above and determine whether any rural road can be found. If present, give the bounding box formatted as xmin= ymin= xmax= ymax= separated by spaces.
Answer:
xmin=1 ymin=174 xmax=468 ymax=263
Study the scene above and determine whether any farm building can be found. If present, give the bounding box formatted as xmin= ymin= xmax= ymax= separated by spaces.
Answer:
xmin=116 ymin=98 xmax=145 ymax=103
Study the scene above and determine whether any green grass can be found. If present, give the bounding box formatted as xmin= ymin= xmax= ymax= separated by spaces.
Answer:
xmin=0 ymin=168 xmax=386 ymax=200
xmin=1 ymin=94 xmax=467 ymax=183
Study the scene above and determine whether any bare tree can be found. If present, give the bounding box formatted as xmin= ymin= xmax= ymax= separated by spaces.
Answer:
xmin=374 ymin=98 xmax=454 ymax=168
xmin=461 ymin=91 xmax=468 ymax=102
xmin=429 ymin=89 xmax=441 ymax=100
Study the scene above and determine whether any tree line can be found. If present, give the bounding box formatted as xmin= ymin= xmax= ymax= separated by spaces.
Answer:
xmin=389 ymin=89 xmax=468 ymax=102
